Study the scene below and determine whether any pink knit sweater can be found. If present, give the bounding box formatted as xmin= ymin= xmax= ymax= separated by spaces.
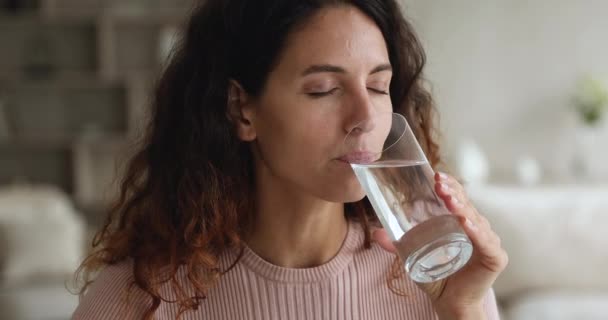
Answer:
xmin=73 ymin=222 xmax=500 ymax=319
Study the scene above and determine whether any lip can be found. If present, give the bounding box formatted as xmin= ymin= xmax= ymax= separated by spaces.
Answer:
xmin=337 ymin=151 xmax=379 ymax=164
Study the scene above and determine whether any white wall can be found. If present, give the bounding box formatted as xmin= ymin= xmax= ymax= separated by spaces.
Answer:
xmin=401 ymin=0 xmax=608 ymax=182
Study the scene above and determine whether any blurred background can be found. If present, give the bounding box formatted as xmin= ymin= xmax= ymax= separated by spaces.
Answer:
xmin=0 ymin=0 xmax=606 ymax=319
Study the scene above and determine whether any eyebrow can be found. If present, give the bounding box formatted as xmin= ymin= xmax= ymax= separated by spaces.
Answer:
xmin=301 ymin=63 xmax=392 ymax=76
xmin=370 ymin=64 xmax=393 ymax=74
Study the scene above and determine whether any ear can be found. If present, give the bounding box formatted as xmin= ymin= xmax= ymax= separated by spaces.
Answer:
xmin=226 ymin=80 xmax=257 ymax=141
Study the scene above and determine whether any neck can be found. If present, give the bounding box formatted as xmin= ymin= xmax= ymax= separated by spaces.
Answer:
xmin=246 ymin=168 xmax=348 ymax=268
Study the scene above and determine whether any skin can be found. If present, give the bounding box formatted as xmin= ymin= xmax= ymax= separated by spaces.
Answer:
xmin=229 ymin=5 xmax=508 ymax=320
xmin=229 ymin=4 xmax=392 ymax=268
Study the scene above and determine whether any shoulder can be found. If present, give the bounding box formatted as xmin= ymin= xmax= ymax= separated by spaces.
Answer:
xmin=72 ymin=260 xmax=152 ymax=320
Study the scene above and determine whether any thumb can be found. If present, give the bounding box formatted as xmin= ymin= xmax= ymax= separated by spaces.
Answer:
xmin=371 ymin=228 xmax=398 ymax=254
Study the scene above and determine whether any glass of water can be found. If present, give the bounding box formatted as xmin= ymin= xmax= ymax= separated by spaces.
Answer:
xmin=344 ymin=112 xmax=473 ymax=283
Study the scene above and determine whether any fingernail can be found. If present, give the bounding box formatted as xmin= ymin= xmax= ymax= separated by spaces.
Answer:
xmin=439 ymin=172 xmax=449 ymax=180
xmin=452 ymin=197 xmax=464 ymax=208
xmin=465 ymin=218 xmax=477 ymax=231
xmin=440 ymin=183 xmax=449 ymax=192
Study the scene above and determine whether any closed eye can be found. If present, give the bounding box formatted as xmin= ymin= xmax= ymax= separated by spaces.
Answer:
xmin=307 ymin=87 xmax=339 ymax=98
xmin=368 ymin=87 xmax=389 ymax=95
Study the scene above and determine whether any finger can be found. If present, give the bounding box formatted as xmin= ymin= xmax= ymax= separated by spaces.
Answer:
xmin=434 ymin=171 xmax=445 ymax=182
xmin=435 ymin=182 xmax=475 ymax=221
xmin=434 ymin=174 xmax=508 ymax=272
xmin=434 ymin=171 xmax=463 ymax=186
xmin=371 ymin=228 xmax=398 ymax=254
xmin=435 ymin=173 xmax=499 ymax=238
xmin=435 ymin=174 xmax=489 ymax=225
xmin=459 ymin=215 xmax=508 ymax=272
xmin=434 ymin=179 xmax=489 ymax=227
xmin=435 ymin=173 xmax=471 ymax=202
xmin=434 ymin=174 xmax=467 ymax=205
xmin=434 ymin=178 xmax=466 ymax=212
xmin=452 ymin=199 xmax=489 ymax=231
xmin=435 ymin=182 xmax=464 ymax=204
xmin=436 ymin=179 xmax=468 ymax=206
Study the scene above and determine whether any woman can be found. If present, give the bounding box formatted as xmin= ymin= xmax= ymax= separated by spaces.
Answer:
xmin=73 ymin=0 xmax=507 ymax=319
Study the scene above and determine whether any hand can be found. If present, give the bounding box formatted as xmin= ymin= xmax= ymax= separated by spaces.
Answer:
xmin=372 ymin=172 xmax=508 ymax=318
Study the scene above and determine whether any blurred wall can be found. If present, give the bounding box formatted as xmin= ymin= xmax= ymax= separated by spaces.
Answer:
xmin=402 ymin=0 xmax=608 ymax=181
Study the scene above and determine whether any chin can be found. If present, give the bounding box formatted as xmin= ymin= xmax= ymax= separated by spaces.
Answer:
xmin=342 ymin=192 xmax=367 ymax=203
xmin=320 ymin=181 xmax=367 ymax=203
xmin=342 ymin=185 xmax=367 ymax=203
xmin=311 ymin=166 xmax=368 ymax=203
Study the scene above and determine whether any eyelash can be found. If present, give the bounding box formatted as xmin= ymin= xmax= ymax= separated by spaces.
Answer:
xmin=308 ymin=88 xmax=340 ymax=98
xmin=369 ymin=88 xmax=390 ymax=95
xmin=307 ymin=88 xmax=389 ymax=98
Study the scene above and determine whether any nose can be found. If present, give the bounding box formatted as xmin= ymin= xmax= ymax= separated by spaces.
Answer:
xmin=344 ymin=89 xmax=377 ymax=136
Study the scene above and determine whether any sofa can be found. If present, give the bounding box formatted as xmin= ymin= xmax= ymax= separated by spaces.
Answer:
xmin=0 ymin=185 xmax=84 ymax=320
xmin=467 ymin=184 xmax=608 ymax=320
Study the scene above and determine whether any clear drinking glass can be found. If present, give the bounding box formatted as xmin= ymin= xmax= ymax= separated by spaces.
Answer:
xmin=343 ymin=112 xmax=473 ymax=283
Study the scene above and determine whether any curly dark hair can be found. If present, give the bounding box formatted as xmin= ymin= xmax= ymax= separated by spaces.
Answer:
xmin=75 ymin=0 xmax=441 ymax=318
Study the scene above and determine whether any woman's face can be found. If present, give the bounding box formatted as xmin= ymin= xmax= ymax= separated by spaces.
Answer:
xmin=245 ymin=5 xmax=393 ymax=203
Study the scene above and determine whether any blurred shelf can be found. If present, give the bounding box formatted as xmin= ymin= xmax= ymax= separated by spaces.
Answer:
xmin=1 ymin=1 xmax=194 ymax=22
xmin=0 ymin=17 xmax=97 ymax=75
xmin=0 ymin=145 xmax=74 ymax=193
xmin=0 ymin=0 xmax=183 ymax=226
xmin=0 ymin=72 xmax=123 ymax=89
xmin=97 ymin=7 xmax=190 ymax=26
xmin=0 ymin=0 xmax=40 ymax=15
xmin=75 ymin=201 xmax=112 ymax=227
xmin=0 ymin=138 xmax=73 ymax=149
xmin=37 ymin=2 xmax=194 ymax=25
xmin=0 ymin=11 xmax=95 ymax=25
xmin=0 ymin=133 xmax=129 ymax=148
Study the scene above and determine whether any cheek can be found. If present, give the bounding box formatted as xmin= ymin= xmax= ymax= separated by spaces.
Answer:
xmin=258 ymin=110 xmax=336 ymax=157
xmin=253 ymin=96 xmax=366 ymax=201
xmin=256 ymin=118 xmax=364 ymax=199
xmin=253 ymin=115 xmax=325 ymax=187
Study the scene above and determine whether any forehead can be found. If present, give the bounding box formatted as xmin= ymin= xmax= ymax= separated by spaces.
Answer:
xmin=274 ymin=5 xmax=390 ymax=73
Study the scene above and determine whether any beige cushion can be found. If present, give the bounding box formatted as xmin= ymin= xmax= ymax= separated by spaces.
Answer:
xmin=466 ymin=185 xmax=608 ymax=300
xmin=0 ymin=279 xmax=79 ymax=320
xmin=505 ymin=290 xmax=608 ymax=320
xmin=0 ymin=185 xmax=85 ymax=284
